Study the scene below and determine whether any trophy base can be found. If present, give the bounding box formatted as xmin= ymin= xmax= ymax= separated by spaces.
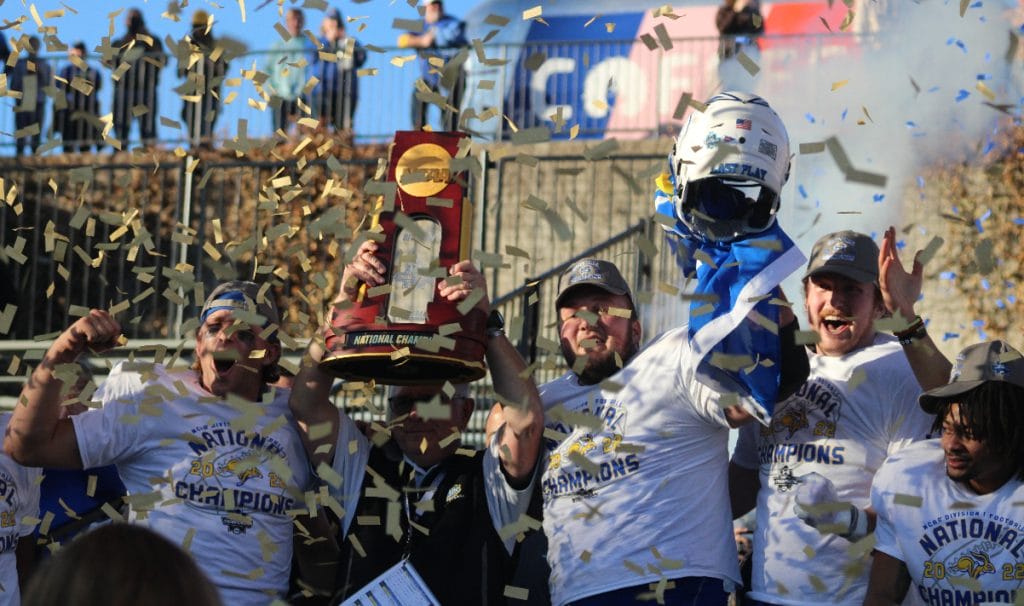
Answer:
xmin=320 ymin=348 xmax=486 ymax=385
xmin=320 ymin=309 xmax=488 ymax=385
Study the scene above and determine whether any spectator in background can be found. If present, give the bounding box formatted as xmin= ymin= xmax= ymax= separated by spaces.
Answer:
xmin=398 ymin=0 xmax=467 ymax=131
xmin=716 ymin=0 xmax=764 ymax=59
xmin=10 ymin=35 xmax=52 ymax=156
xmin=55 ymin=42 xmax=103 ymax=154
xmin=312 ymin=7 xmax=366 ymax=132
xmin=107 ymin=8 xmax=166 ymax=146
xmin=266 ymin=8 xmax=315 ymax=135
xmin=178 ymin=10 xmax=228 ymax=148
xmin=0 ymin=32 xmax=9 ymax=72
xmin=23 ymin=523 xmax=221 ymax=606
xmin=715 ymin=0 xmax=763 ymax=90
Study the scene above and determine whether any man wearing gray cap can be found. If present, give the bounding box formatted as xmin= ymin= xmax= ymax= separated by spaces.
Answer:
xmin=865 ymin=340 xmax=1024 ymax=606
xmin=729 ymin=230 xmax=938 ymax=605
xmin=4 ymin=281 xmax=311 ymax=605
xmin=532 ymin=256 xmax=807 ymax=605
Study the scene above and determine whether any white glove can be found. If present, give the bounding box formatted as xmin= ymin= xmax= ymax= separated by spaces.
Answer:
xmin=793 ymin=472 xmax=868 ymax=540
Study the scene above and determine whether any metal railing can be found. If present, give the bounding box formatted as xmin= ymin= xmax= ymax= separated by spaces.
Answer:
xmin=0 ymin=155 xmax=381 ymax=342
xmin=1 ymin=32 xmax=865 ymax=152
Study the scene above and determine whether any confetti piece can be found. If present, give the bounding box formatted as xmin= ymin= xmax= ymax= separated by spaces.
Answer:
xmin=918 ymin=236 xmax=944 ymax=266
xmin=653 ymin=23 xmax=673 ymax=51
xmin=735 ymin=50 xmax=760 ymax=76
xmin=894 ymin=493 xmax=923 ymax=507
xmin=522 ymin=6 xmax=542 ymax=20
xmin=315 ymin=462 xmax=343 ymax=489
xmin=504 ymin=586 xmax=529 ymax=601
xmin=101 ymin=502 xmax=124 ymax=522
xmin=794 ymin=330 xmax=821 ymax=345
xmin=975 ymin=81 xmax=996 ymax=101
xmin=0 ymin=305 xmax=16 ymax=334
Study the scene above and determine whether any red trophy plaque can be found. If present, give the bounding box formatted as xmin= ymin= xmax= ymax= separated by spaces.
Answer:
xmin=320 ymin=131 xmax=487 ymax=385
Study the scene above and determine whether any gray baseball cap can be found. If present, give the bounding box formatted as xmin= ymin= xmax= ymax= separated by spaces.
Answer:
xmin=919 ymin=340 xmax=1024 ymax=413
xmin=803 ymin=230 xmax=879 ymax=285
xmin=199 ymin=281 xmax=281 ymax=333
xmin=555 ymin=258 xmax=634 ymax=309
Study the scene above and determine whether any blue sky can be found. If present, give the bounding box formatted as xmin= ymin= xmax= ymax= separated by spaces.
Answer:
xmin=1 ymin=0 xmax=481 ymax=53
xmin=0 ymin=0 xmax=482 ymax=142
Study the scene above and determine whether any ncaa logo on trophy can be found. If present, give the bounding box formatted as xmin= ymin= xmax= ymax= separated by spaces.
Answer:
xmin=320 ymin=131 xmax=487 ymax=385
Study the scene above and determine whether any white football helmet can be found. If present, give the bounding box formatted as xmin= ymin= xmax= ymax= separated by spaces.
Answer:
xmin=670 ymin=91 xmax=791 ymax=242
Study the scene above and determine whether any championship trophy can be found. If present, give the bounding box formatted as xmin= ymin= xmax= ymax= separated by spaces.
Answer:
xmin=320 ymin=131 xmax=487 ymax=385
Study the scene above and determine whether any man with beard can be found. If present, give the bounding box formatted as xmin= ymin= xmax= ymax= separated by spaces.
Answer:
xmin=529 ymin=257 xmax=806 ymax=605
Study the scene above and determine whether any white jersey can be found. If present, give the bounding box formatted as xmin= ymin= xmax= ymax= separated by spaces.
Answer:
xmin=732 ymin=334 xmax=933 ymax=605
xmin=0 ymin=414 xmax=40 ymax=606
xmin=540 ymin=327 xmax=744 ymax=606
xmin=329 ymin=409 xmax=533 ymax=555
xmin=73 ymin=362 xmax=312 ymax=606
xmin=873 ymin=440 xmax=1024 ymax=606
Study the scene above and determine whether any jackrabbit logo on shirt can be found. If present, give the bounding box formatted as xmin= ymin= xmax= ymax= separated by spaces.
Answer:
xmin=174 ymin=421 xmax=298 ymax=532
xmin=759 ymin=378 xmax=847 ymax=489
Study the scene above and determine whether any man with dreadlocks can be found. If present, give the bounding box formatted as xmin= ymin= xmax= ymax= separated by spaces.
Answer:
xmin=864 ymin=339 xmax=1024 ymax=606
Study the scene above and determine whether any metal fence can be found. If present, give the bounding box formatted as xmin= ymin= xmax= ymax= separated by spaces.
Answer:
xmin=2 ymin=32 xmax=865 ymax=153
xmin=0 ymin=155 xmax=381 ymax=341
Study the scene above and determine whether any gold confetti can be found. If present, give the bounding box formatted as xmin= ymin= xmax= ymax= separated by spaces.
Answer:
xmin=894 ymin=493 xmax=923 ymax=507
xmin=735 ymin=50 xmax=760 ymax=76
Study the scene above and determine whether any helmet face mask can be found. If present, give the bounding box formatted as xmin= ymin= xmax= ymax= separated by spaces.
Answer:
xmin=670 ymin=91 xmax=791 ymax=243
xmin=681 ymin=177 xmax=780 ymax=242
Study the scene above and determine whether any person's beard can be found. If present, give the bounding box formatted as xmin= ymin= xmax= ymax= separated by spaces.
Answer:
xmin=561 ymin=338 xmax=639 ymax=386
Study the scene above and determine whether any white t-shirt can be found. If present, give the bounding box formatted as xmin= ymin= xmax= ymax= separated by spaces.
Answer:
xmin=0 ymin=414 xmax=40 ymax=606
xmin=873 ymin=439 xmax=1024 ymax=606
xmin=330 ymin=409 xmax=533 ymax=556
xmin=731 ymin=334 xmax=934 ymax=605
xmin=73 ymin=362 xmax=312 ymax=606
xmin=540 ymin=327 xmax=744 ymax=606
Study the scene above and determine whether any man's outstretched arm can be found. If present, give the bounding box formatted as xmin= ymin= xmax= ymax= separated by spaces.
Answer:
xmin=5 ymin=310 xmax=121 ymax=468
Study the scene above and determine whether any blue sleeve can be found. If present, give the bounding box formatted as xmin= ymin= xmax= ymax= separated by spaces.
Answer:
xmin=433 ymin=17 xmax=466 ymax=48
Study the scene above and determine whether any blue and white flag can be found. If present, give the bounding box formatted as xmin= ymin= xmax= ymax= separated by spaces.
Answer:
xmin=655 ymin=169 xmax=805 ymax=421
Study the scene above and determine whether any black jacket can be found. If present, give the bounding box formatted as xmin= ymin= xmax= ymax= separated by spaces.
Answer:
xmin=335 ymin=444 xmax=515 ymax=605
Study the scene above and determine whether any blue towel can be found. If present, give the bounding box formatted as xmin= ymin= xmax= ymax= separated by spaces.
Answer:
xmin=655 ymin=168 xmax=804 ymax=420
